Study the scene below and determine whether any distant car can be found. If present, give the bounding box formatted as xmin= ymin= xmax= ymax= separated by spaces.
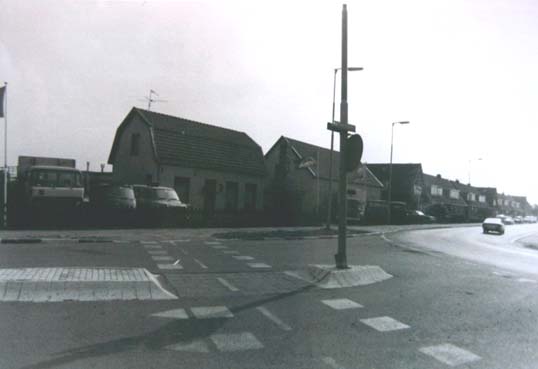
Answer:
xmin=523 ymin=215 xmax=537 ymax=223
xmin=406 ymin=210 xmax=436 ymax=224
xmin=90 ymin=184 xmax=136 ymax=209
xmin=132 ymin=185 xmax=187 ymax=209
xmin=502 ymin=216 xmax=515 ymax=225
xmin=483 ymin=217 xmax=505 ymax=235
xmin=514 ymin=216 xmax=523 ymax=224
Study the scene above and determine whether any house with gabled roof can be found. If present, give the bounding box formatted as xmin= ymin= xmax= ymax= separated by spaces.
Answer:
xmin=422 ymin=173 xmax=467 ymax=222
xmin=451 ymin=180 xmax=494 ymax=221
xmin=264 ymin=136 xmax=383 ymax=224
xmin=108 ymin=107 xmax=265 ymax=213
xmin=366 ymin=163 xmax=425 ymax=211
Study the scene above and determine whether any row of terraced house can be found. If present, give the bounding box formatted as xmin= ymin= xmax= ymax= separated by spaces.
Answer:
xmin=105 ymin=108 xmax=532 ymax=225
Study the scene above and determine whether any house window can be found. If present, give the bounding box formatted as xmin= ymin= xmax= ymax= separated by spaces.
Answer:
xmin=245 ymin=183 xmax=257 ymax=211
xmin=431 ymin=185 xmax=442 ymax=196
xmin=478 ymin=195 xmax=486 ymax=203
xmin=225 ymin=181 xmax=239 ymax=211
xmin=467 ymin=193 xmax=476 ymax=201
xmin=414 ymin=185 xmax=422 ymax=195
xmin=449 ymin=189 xmax=459 ymax=199
xmin=174 ymin=176 xmax=190 ymax=203
xmin=505 ymin=200 xmax=510 ymax=206
xmin=130 ymin=133 xmax=140 ymax=156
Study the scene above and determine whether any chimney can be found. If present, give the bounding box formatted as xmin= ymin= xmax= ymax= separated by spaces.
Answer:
xmin=436 ymin=174 xmax=441 ymax=179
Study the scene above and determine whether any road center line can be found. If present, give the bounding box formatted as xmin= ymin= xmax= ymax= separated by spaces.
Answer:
xmin=255 ymin=306 xmax=292 ymax=331
xmin=216 ymin=277 xmax=239 ymax=292
xmin=193 ymin=258 xmax=208 ymax=269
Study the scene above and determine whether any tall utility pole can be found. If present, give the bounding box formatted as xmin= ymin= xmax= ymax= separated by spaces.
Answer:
xmin=336 ymin=4 xmax=349 ymax=269
xmin=327 ymin=4 xmax=356 ymax=268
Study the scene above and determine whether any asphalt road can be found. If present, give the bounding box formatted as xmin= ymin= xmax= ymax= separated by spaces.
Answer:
xmin=1 ymin=225 xmax=538 ymax=369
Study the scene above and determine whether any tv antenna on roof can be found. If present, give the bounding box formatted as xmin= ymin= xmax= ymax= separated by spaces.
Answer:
xmin=143 ymin=89 xmax=167 ymax=111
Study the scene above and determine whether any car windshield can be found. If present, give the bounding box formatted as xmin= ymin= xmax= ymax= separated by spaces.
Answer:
xmin=149 ymin=188 xmax=179 ymax=201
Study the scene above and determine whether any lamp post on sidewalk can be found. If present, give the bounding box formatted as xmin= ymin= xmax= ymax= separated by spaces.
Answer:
xmin=326 ymin=66 xmax=363 ymax=229
xmin=387 ymin=121 xmax=410 ymax=225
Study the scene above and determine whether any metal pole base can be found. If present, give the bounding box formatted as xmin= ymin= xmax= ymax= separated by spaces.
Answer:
xmin=334 ymin=253 xmax=349 ymax=269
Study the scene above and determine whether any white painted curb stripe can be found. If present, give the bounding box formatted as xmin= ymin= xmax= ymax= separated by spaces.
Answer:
xmin=256 ymin=306 xmax=292 ymax=331
xmin=217 ymin=277 xmax=239 ymax=292
xmin=193 ymin=258 xmax=208 ymax=269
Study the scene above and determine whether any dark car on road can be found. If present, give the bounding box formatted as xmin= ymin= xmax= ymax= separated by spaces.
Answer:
xmin=405 ymin=210 xmax=436 ymax=224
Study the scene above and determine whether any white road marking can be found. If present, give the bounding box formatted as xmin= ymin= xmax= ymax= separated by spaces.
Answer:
xmin=223 ymin=250 xmax=239 ymax=254
xmin=360 ymin=316 xmax=410 ymax=332
xmin=247 ymin=262 xmax=271 ymax=269
xmin=143 ymin=244 xmax=163 ymax=249
xmin=147 ymin=250 xmax=168 ymax=255
xmin=151 ymin=308 xmax=189 ymax=319
xmin=141 ymin=241 xmax=159 ymax=245
xmin=173 ymin=259 xmax=181 ymax=265
xmin=157 ymin=264 xmax=183 ymax=270
xmin=233 ymin=255 xmax=254 ymax=261
xmin=212 ymin=245 xmax=228 ymax=250
xmin=321 ymin=298 xmax=363 ymax=310
xmin=322 ymin=356 xmax=347 ymax=369
xmin=216 ymin=277 xmax=239 ymax=292
xmin=256 ymin=306 xmax=292 ymax=331
xmin=205 ymin=241 xmax=221 ymax=245
xmin=173 ymin=239 xmax=191 ymax=243
xmin=178 ymin=248 xmax=189 ymax=255
xmin=191 ymin=306 xmax=234 ymax=319
xmin=419 ymin=343 xmax=481 ymax=366
xmin=517 ymin=278 xmax=537 ymax=283
xmin=193 ymin=258 xmax=208 ymax=269
xmin=210 ymin=332 xmax=264 ymax=352
xmin=152 ymin=255 xmax=174 ymax=262
xmin=165 ymin=340 xmax=209 ymax=353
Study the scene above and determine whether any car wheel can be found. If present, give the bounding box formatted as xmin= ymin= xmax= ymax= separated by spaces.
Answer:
xmin=500 ymin=230 xmax=505 ymax=235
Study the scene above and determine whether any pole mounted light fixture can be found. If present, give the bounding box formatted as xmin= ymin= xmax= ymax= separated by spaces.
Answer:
xmin=387 ymin=120 xmax=411 ymax=225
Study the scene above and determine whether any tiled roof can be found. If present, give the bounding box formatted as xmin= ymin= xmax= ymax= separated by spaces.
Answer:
xmin=367 ymin=163 xmax=423 ymax=189
xmin=270 ymin=136 xmax=382 ymax=188
xmin=423 ymin=173 xmax=468 ymax=207
xmin=109 ymin=108 xmax=265 ymax=177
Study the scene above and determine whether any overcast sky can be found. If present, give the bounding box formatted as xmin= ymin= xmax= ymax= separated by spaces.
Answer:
xmin=1 ymin=0 xmax=537 ymax=203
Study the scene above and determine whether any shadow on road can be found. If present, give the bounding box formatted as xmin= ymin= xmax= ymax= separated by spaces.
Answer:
xmin=19 ymin=275 xmax=325 ymax=369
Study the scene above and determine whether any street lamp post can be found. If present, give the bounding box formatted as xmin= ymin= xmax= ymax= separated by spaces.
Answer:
xmin=387 ymin=121 xmax=410 ymax=225
xmin=326 ymin=66 xmax=363 ymax=229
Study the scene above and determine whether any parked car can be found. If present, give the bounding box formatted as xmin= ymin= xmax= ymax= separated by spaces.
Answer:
xmin=132 ymin=185 xmax=187 ymax=209
xmin=405 ymin=210 xmax=436 ymax=224
xmin=514 ymin=216 xmax=523 ymax=224
xmin=87 ymin=184 xmax=137 ymax=226
xmin=523 ymin=215 xmax=537 ymax=223
xmin=90 ymin=184 xmax=136 ymax=209
xmin=502 ymin=216 xmax=515 ymax=225
xmin=132 ymin=185 xmax=189 ymax=226
xmin=482 ymin=217 xmax=505 ymax=235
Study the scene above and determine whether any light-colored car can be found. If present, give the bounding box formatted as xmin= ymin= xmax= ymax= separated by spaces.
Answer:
xmin=483 ymin=217 xmax=505 ymax=235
